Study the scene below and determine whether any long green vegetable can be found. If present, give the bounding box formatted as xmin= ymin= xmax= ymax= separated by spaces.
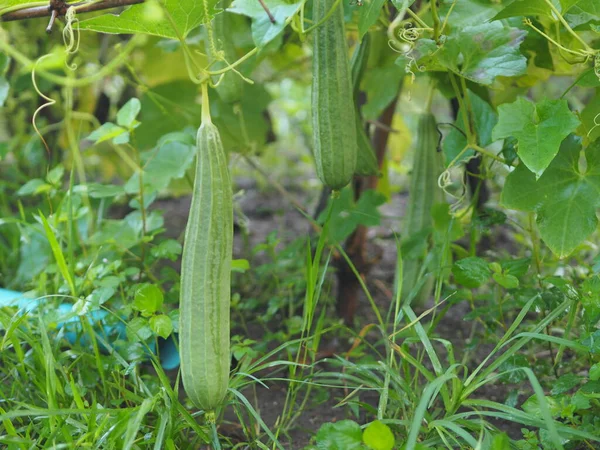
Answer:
xmin=402 ymin=113 xmax=444 ymax=305
xmin=311 ymin=0 xmax=357 ymax=190
xmin=180 ymin=85 xmax=232 ymax=412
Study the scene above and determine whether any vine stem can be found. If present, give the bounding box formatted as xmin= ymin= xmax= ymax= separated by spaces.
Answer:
xmin=1 ymin=0 xmax=145 ymax=22
xmin=201 ymin=83 xmax=212 ymax=124
xmin=524 ymin=18 xmax=589 ymax=59
xmin=0 ymin=35 xmax=140 ymax=87
xmin=542 ymin=0 xmax=593 ymax=52
xmin=430 ymin=0 xmax=440 ymax=42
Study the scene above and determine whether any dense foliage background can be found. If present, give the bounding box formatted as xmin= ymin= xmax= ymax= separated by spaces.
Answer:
xmin=0 ymin=0 xmax=599 ymax=449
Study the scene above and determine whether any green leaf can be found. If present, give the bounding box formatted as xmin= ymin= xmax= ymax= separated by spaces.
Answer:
xmin=78 ymin=0 xmax=217 ymax=39
xmin=492 ymin=0 xmax=551 ymax=20
xmin=149 ymin=314 xmax=173 ymax=339
xmin=551 ymin=373 xmax=581 ymax=395
xmin=578 ymin=89 xmax=600 ymax=143
xmin=452 ymin=256 xmax=491 ymax=288
xmin=439 ymin=0 xmax=501 ymax=27
xmin=15 ymin=225 xmax=51 ymax=285
xmin=133 ymin=284 xmax=164 ymax=317
xmin=211 ymin=83 xmax=272 ymax=152
xmin=414 ymin=21 xmax=527 ymax=85
xmin=17 ymin=179 xmax=51 ymax=196
xmin=40 ymin=213 xmax=76 ymax=296
xmin=590 ymin=363 xmax=600 ymax=381
xmin=501 ymin=258 xmax=530 ymax=277
xmin=443 ymin=90 xmax=498 ymax=165
xmin=232 ymin=259 xmax=250 ymax=273
xmin=562 ymin=0 xmax=600 ymax=27
xmin=86 ymin=122 xmax=128 ymax=145
xmin=492 ymin=97 xmax=580 ymax=177
xmin=358 ymin=0 xmax=386 ymax=39
xmin=491 ymin=433 xmax=510 ymax=450
xmin=229 ymin=0 xmax=303 ymax=48
xmin=316 ymin=420 xmax=363 ymax=450
xmin=502 ymin=136 xmax=600 ymax=257
xmin=126 ymin=317 xmax=153 ymax=342
xmin=136 ymin=81 xmax=199 ymax=150
xmin=151 ymin=239 xmax=182 ymax=261
xmin=363 ymin=60 xmax=404 ymax=120
xmin=362 ymin=420 xmax=395 ymax=450
xmin=579 ymin=330 xmax=600 ymax=354
xmin=124 ymin=136 xmax=196 ymax=194
xmin=86 ymin=183 xmax=126 ymax=199
xmin=117 ymin=98 xmax=142 ymax=129
xmin=493 ymin=272 xmax=519 ymax=289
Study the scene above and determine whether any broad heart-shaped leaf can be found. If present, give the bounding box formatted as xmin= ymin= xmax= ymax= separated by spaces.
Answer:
xmin=316 ymin=420 xmax=363 ymax=450
xmin=229 ymin=0 xmax=303 ymax=48
xmin=358 ymin=0 xmax=386 ymax=39
xmin=561 ymin=0 xmax=600 ymax=27
xmin=78 ymin=0 xmax=219 ymax=39
xmin=502 ymin=136 xmax=600 ymax=258
xmin=443 ymin=90 xmax=498 ymax=165
xmin=492 ymin=0 xmax=551 ymax=20
xmin=492 ymin=97 xmax=580 ymax=178
xmin=413 ymin=21 xmax=527 ymax=85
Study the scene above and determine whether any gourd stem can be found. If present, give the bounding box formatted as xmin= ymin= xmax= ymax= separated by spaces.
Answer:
xmin=201 ymin=83 xmax=212 ymax=125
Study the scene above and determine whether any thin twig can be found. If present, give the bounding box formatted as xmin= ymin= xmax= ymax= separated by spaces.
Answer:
xmin=1 ymin=0 xmax=144 ymax=22
xmin=257 ymin=0 xmax=276 ymax=24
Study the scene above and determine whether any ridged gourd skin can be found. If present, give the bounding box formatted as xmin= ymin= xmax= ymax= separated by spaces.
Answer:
xmin=401 ymin=114 xmax=444 ymax=305
xmin=350 ymin=34 xmax=379 ymax=177
xmin=311 ymin=0 xmax=357 ymax=190
xmin=210 ymin=5 xmax=243 ymax=104
xmin=179 ymin=118 xmax=233 ymax=411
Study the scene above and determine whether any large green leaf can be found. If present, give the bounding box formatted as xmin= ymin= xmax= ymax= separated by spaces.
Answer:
xmin=561 ymin=0 xmax=600 ymax=27
xmin=502 ymin=136 xmax=600 ymax=257
xmin=493 ymin=97 xmax=580 ymax=178
xmin=229 ymin=0 xmax=302 ymax=48
xmin=78 ymin=0 xmax=218 ymax=39
xmin=439 ymin=0 xmax=501 ymax=28
xmin=414 ymin=21 xmax=527 ymax=85
xmin=492 ymin=0 xmax=551 ymax=20
xmin=358 ymin=0 xmax=386 ymax=39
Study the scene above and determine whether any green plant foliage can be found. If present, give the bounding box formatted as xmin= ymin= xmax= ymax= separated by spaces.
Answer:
xmin=493 ymin=98 xmax=581 ymax=177
xmin=78 ymin=0 xmax=219 ymax=39
xmin=362 ymin=420 xmax=395 ymax=450
xmin=229 ymin=0 xmax=304 ymax=48
xmin=502 ymin=136 xmax=600 ymax=257
xmin=315 ymin=420 xmax=363 ymax=450
xmin=2 ymin=0 xmax=600 ymax=448
xmin=414 ymin=21 xmax=528 ymax=85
